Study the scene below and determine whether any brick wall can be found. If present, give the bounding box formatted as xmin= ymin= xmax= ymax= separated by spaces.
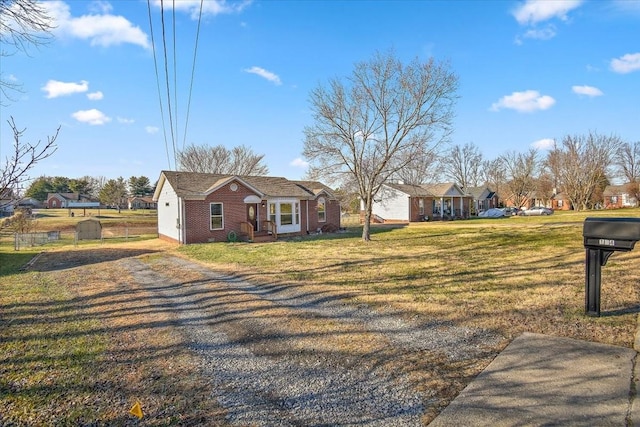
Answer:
xmin=184 ymin=180 xmax=262 ymax=244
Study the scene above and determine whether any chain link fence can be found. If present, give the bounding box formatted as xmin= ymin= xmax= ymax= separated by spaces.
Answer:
xmin=12 ymin=226 xmax=157 ymax=250
xmin=14 ymin=231 xmax=61 ymax=251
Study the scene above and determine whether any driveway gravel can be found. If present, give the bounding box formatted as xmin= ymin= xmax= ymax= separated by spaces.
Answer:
xmin=120 ymin=255 xmax=504 ymax=425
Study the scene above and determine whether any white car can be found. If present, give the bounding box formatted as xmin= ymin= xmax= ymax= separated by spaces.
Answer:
xmin=518 ymin=206 xmax=553 ymax=216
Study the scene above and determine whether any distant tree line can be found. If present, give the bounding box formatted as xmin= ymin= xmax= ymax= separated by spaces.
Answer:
xmin=24 ymin=175 xmax=155 ymax=208
xmin=433 ymin=136 xmax=639 ymax=210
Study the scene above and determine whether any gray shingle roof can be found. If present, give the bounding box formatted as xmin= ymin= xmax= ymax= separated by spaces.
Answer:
xmin=159 ymin=171 xmax=332 ymax=200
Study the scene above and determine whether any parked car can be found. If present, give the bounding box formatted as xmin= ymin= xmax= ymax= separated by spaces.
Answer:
xmin=518 ymin=206 xmax=554 ymax=216
xmin=502 ymin=207 xmax=521 ymax=216
xmin=478 ymin=208 xmax=505 ymax=218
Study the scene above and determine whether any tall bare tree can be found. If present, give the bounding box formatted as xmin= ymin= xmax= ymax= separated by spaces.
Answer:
xmin=445 ymin=142 xmax=483 ymax=189
xmin=1 ymin=0 xmax=54 ymax=104
xmin=392 ymin=144 xmax=443 ymax=185
xmin=554 ymin=132 xmax=621 ymax=210
xmin=303 ymin=50 xmax=458 ymax=241
xmin=1 ymin=117 xmax=59 ymax=210
xmin=177 ymin=144 xmax=269 ymax=176
xmin=500 ymin=149 xmax=538 ymax=208
xmin=1 ymin=1 xmax=58 ymax=210
xmin=481 ymin=158 xmax=507 ymax=203
xmin=615 ymin=140 xmax=640 ymax=206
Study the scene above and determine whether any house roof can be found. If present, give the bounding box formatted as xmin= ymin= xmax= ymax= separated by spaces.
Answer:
xmin=154 ymin=171 xmax=336 ymax=201
xmin=423 ymin=182 xmax=466 ymax=197
xmin=464 ymin=186 xmax=496 ymax=199
xmin=603 ymin=184 xmax=632 ymax=196
xmin=47 ymin=192 xmax=79 ymax=201
xmin=382 ymin=182 xmax=469 ymax=198
xmin=384 ymin=183 xmax=433 ymax=197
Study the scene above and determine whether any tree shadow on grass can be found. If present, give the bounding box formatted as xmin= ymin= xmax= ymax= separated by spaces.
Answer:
xmin=25 ymin=248 xmax=161 ymax=273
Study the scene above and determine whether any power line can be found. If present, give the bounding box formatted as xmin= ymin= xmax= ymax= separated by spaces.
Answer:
xmin=146 ymin=0 xmax=172 ymax=169
xmin=182 ymin=0 xmax=204 ymax=151
xmin=159 ymin=0 xmax=177 ymax=169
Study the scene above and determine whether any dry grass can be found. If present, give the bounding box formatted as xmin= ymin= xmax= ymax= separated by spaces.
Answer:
xmin=1 ymin=208 xmax=639 ymax=424
xmin=1 ymin=241 xmax=228 ymax=425
xmin=180 ymin=209 xmax=640 ymax=348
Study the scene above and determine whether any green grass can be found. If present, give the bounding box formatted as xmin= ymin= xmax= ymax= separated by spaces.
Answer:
xmin=179 ymin=208 xmax=640 ymax=346
xmin=0 ymin=271 xmax=108 ymax=424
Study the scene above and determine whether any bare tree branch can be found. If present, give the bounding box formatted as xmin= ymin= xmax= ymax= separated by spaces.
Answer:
xmin=1 ymin=0 xmax=55 ymax=105
xmin=1 ymin=116 xmax=59 ymax=208
xmin=177 ymin=143 xmax=269 ymax=176
xmin=303 ymin=50 xmax=458 ymax=241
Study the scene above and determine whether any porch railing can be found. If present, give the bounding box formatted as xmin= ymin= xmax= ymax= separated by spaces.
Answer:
xmin=262 ymin=220 xmax=277 ymax=239
xmin=239 ymin=221 xmax=254 ymax=241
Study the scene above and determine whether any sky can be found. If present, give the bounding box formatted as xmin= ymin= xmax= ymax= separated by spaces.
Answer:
xmin=1 ymin=0 xmax=639 ymax=187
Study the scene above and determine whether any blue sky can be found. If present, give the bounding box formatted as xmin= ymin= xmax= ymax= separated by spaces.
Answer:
xmin=2 ymin=0 xmax=639 ymax=186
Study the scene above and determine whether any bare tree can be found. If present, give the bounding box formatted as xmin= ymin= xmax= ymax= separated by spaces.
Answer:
xmin=1 ymin=117 xmax=59 ymax=210
xmin=303 ymin=50 xmax=458 ymax=241
xmin=481 ymin=158 xmax=507 ymax=203
xmin=554 ymin=132 xmax=621 ymax=210
xmin=1 ymin=0 xmax=54 ymax=104
xmin=500 ymin=149 xmax=538 ymax=208
xmin=445 ymin=142 xmax=483 ymax=189
xmin=177 ymin=144 xmax=269 ymax=176
xmin=615 ymin=140 xmax=640 ymax=206
xmin=392 ymin=144 xmax=443 ymax=185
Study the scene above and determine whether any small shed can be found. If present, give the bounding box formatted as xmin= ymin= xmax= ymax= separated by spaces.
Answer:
xmin=76 ymin=218 xmax=102 ymax=240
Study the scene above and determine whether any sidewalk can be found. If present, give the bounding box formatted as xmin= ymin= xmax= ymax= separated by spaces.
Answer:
xmin=429 ymin=332 xmax=638 ymax=426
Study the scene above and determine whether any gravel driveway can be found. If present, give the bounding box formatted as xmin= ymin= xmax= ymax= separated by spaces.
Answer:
xmin=119 ymin=255 xmax=503 ymax=426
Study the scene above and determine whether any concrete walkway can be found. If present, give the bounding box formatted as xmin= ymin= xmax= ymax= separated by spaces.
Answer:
xmin=429 ymin=332 xmax=638 ymax=426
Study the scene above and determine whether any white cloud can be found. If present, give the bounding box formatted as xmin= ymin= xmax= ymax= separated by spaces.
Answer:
xmin=72 ymin=109 xmax=111 ymax=125
xmin=87 ymin=91 xmax=103 ymax=100
xmin=7 ymin=74 xmax=18 ymax=82
xmin=531 ymin=138 xmax=555 ymax=150
xmin=145 ymin=126 xmax=160 ymax=134
xmin=572 ymin=85 xmax=603 ymax=97
xmin=290 ymin=158 xmax=309 ymax=168
xmin=117 ymin=117 xmax=134 ymax=124
xmin=42 ymin=79 xmax=88 ymax=98
xmin=490 ymin=90 xmax=556 ymax=113
xmin=610 ymin=53 xmax=640 ymax=74
xmin=512 ymin=0 xmax=583 ymax=25
xmin=522 ymin=26 xmax=557 ymax=41
xmin=152 ymin=0 xmax=252 ymax=19
xmin=43 ymin=1 xmax=149 ymax=49
xmin=244 ymin=66 xmax=282 ymax=85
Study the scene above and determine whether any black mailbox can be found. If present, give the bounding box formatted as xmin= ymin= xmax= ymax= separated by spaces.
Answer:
xmin=583 ymin=217 xmax=640 ymax=316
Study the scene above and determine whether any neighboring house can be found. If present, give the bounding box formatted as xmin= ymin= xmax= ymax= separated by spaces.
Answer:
xmin=153 ymin=171 xmax=341 ymax=244
xmin=550 ymin=192 xmax=572 ymax=211
xmin=465 ymin=186 xmax=499 ymax=215
xmin=367 ymin=181 xmax=472 ymax=223
xmin=603 ymin=184 xmax=638 ymax=209
xmin=0 ymin=189 xmax=15 ymax=217
xmin=128 ymin=196 xmax=157 ymax=210
xmin=46 ymin=193 xmax=97 ymax=208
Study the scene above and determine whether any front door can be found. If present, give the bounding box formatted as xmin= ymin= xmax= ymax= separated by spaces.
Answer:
xmin=247 ymin=204 xmax=258 ymax=231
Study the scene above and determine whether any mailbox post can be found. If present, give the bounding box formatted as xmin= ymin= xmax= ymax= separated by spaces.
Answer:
xmin=582 ymin=217 xmax=640 ymax=316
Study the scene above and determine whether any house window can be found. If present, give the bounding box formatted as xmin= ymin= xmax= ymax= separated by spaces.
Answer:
xmin=318 ymin=198 xmax=326 ymax=222
xmin=280 ymin=203 xmax=293 ymax=225
xmin=557 ymin=200 xmax=563 ymax=208
xmin=210 ymin=203 xmax=224 ymax=230
xmin=418 ymin=199 xmax=424 ymax=216
xmin=269 ymin=203 xmax=276 ymax=223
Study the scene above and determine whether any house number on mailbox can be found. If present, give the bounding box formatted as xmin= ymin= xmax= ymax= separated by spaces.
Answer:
xmin=598 ymin=239 xmax=615 ymax=246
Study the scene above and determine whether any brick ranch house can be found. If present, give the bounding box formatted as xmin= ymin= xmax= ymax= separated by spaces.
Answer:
xmin=366 ymin=182 xmax=472 ymax=223
xmin=46 ymin=192 xmax=97 ymax=208
xmin=153 ymin=171 xmax=341 ymax=244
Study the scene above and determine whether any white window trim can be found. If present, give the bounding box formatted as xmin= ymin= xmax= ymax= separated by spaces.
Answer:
xmin=317 ymin=197 xmax=326 ymax=222
xmin=210 ymin=202 xmax=224 ymax=230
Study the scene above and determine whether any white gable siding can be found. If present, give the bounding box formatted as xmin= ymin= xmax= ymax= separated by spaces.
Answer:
xmin=372 ymin=186 xmax=410 ymax=221
xmin=157 ymin=180 xmax=181 ymax=242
